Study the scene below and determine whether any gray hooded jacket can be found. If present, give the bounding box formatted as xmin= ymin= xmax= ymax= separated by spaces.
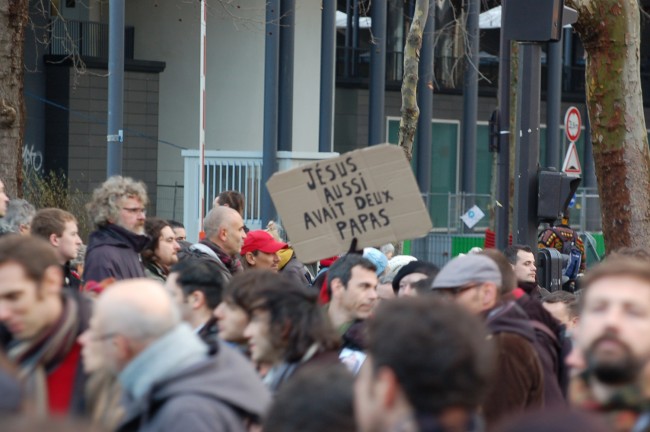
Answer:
xmin=116 ymin=342 xmax=270 ymax=432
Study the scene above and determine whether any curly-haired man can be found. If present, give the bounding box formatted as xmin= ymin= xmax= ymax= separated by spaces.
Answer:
xmin=83 ymin=176 xmax=149 ymax=283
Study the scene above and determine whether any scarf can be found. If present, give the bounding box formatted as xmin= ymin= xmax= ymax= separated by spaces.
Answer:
xmin=200 ymin=239 xmax=242 ymax=275
xmin=8 ymin=295 xmax=80 ymax=416
xmin=571 ymin=372 xmax=650 ymax=432
xmin=119 ymin=323 xmax=208 ymax=401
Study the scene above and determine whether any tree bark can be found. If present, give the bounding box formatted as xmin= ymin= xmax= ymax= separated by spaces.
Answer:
xmin=568 ymin=0 xmax=650 ymax=250
xmin=398 ymin=0 xmax=429 ymax=161
xmin=0 ymin=0 xmax=28 ymax=198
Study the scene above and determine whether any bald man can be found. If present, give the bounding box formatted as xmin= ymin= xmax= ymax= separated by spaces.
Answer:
xmin=82 ymin=279 xmax=269 ymax=432
xmin=181 ymin=207 xmax=247 ymax=281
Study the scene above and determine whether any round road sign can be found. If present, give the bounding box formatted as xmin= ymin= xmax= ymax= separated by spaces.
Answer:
xmin=564 ymin=106 xmax=582 ymax=142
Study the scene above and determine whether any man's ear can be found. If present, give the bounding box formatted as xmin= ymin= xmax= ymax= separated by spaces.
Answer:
xmin=376 ymin=366 xmax=400 ymax=409
xmin=42 ymin=265 xmax=63 ymax=296
xmin=191 ymin=290 xmax=206 ymax=310
xmin=481 ymin=282 xmax=498 ymax=307
xmin=245 ymin=252 xmax=256 ymax=266
xmin=330 ymin=277 xmax=344 ymax=298
xmin=49 ymin=233 xmax=60 ymax=248
xmin=218 ymin=227 xmax=228 ymax=242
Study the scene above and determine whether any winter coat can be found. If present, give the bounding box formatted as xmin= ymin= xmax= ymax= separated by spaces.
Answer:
xmin=116 ymin=342 xmax=270 ymax=432
xmin=177 ymin=239 xmax=241 ymax=283
xmin=483 ymin=301 xmax=545 ymax=427
xmin=280 ymin=254 xmax=311 ymax=286
xmin=84 ymin=224 xmax=149 ymax=283
xmin=516 ymin=293 xmax=570 ymax=406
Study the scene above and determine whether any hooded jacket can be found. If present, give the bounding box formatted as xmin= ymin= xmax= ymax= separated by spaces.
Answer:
xmin=84 ymin=224 xmax=149 ymax=283
xmin=116 ymin=341 xmax=270 ymax=432
xmin=483 ymin=301 xmax=545 ymax=426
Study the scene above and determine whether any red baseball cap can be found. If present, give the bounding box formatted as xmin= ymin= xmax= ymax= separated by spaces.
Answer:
xmin=241 ymin=230 xmax=288 ymax=255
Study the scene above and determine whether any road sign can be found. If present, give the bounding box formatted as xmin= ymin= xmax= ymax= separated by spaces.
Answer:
xmin=564 ymin=106 xmax=582 ymax=142
xmin=562 ymin=141 xmax=582 ymax=175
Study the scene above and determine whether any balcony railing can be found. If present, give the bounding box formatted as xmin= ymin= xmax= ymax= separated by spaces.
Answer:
xmin=335 ymin=47 xmax=650 ymax=97
xmin=48 ymin=19 xmax=134 ymax=59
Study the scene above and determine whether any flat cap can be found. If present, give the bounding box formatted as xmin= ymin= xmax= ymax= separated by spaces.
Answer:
xmin=431 ymin=255 xmax=501 ymax=289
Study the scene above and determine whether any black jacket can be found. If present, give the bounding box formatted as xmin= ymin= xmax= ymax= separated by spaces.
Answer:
xmin=84 ymin=224 xmax=149 ymax=283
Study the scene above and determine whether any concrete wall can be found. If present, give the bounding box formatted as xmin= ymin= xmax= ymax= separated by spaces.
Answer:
xmin=45 ymin=66 xmax=161 ymax=213
xmin=127 ymin=1 xmax=323 ymax=218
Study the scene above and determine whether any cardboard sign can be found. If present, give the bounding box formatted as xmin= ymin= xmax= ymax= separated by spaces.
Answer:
xmin=266 ymin=144 xmax=433 ymax=263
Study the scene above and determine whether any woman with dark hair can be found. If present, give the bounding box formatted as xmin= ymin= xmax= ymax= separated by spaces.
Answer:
xmin=141 ymin=217 xmax=180 ymax=282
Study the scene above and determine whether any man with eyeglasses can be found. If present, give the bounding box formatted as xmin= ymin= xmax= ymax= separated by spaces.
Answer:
xmin=84 ymin=176 xmax=150 ymax=284
xmin=431 ymin=254 xmax=544 ymax=428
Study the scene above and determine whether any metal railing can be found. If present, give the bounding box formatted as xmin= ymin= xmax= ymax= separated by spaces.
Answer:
xmin=334 ymin=48 xmax=650 ymax=97
xmin=423 ymin=188 xmax=602 ymax=233
xmin=181 ymin=150 xmax=339 ymax=243
xmin=156 ymin=183 xmax=184 ymax=222
xmin=49 ymin=19 xmax=134 ymax=59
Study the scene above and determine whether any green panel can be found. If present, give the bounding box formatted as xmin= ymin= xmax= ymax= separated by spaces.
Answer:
xmin=387 ymin=119 xmax=459 ymax=229
xmin=591 ymin=232 xmax=605 ymax=256
xmin=403 ymin=240 xmax=411 ymax=255
xmin=430 ymin=122 xmax=458 ymax=228
xmin=451 ymin=235 xmax=485 ymax=257
xmin=476 ymin=125 xmax=492 ymax=195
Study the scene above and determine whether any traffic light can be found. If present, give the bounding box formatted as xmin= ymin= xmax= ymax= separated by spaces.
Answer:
xmin=537 ymin=169 xmax=581 ymax=223
xmin=503 ymin=0 xmax=578 ymax=42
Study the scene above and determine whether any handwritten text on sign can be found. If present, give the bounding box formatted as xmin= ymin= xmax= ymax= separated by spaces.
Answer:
xmin=302 ymin=157 xmax=393 ymax=240
xmin=266 ymin=144 xmax=433 ymax=263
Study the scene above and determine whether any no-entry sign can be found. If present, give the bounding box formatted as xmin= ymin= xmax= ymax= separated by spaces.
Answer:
xmin=564 ymin=106 xmax=582 ymax=142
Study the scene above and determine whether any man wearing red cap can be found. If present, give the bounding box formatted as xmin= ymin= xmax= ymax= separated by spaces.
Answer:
xmin=240 ymin=230 xmax=288 ymax=272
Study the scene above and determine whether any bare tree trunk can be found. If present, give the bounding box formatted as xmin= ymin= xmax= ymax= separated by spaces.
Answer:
xmin=398 ymin=0 xmax=429 ymax=161
xmin=0 ymin=0 xmax=28 ymax=198
xmin=568 ymin=0 xmax=650 ymax=250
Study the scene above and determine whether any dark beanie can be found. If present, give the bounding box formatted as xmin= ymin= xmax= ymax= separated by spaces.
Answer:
xmin=392 ymin=261 xmax=440 ymax=294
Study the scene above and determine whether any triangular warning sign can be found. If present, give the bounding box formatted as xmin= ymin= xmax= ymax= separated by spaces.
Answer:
xmin=562 ymin=142 xmax=582 ymax=175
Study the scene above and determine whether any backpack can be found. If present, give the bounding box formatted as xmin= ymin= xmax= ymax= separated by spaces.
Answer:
xmin=539 ymin=226 xmax=582 ymax=281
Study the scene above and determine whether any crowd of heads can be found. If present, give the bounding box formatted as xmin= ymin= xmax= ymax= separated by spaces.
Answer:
xmin=3 ymin=174 xmax=650 ymax=431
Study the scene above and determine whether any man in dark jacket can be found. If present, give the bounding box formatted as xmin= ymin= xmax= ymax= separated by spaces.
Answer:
xmin=0 ymin=236 xmax=90 ymax=416
xmin=83 ymin=278 xmax=270 ymax=432
xmin=431 ymin=254 xmax=544 ymax=427
xmin=165 ymin=259 xmax=226 ymax=344
xmin=504 ymin=244 xmax=550 ymax=300
xmin=180 ymin=206 xmax=246 ymax=282
xmin=83 ymin=176 xmax=150 ymax=283
xmin=242 ymin=273 xmax=341 ymax=392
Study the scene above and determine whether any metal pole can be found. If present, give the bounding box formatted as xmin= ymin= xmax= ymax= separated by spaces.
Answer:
xmin=461 ymin=0 xmax=479 ymax=212
xmin=352 ymin=0 xmax=359 ymax=76
xmin=344 ymin=0 xmax=351 ymax=77
xmin=495 ymin=4 xmax=510 ymax=250
xmin=368 ymin=0 xmax=387 ymax=145
xmin=583 ymin=112 xmax=596 ymax=189
xmin=319 ymin=0 xmax=336 ymax=153
xmin=261 ymin=0 xmax=280 ymax=225
xmin=198 ymin=0 xmax=207 ymax=234
xmin=417 ymin=1 xmax=434 ymax=200
xmin=563 ymin=28 xmax=573 ymax=92
xmin=278 ymin=0 xmax=295 ymax=152
xmin=107 ymin=0 xmax=124 ymax=176
xmin=513 ymin=43 xmax=541 ymax=251
xmin=546 ymin=40 xmax=562 ymax=169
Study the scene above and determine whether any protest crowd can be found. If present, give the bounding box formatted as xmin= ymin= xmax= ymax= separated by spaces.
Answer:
xmin=0 ymin=173 xmax=647 ymax=432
